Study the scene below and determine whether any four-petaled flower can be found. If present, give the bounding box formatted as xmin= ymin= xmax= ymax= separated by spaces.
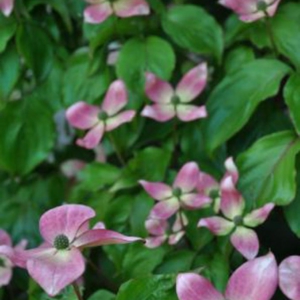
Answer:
xmin=0 ymin=0 xmax=13 ymax=16
xmin=22 ymin=204 xmax=142 ymax=296
xmin=0 ymin=229 xmax=27 ymax=287
xmin=198 ymin=157 xmax=274 ymax=260
xmin=176 ymin=253 xmax=278 ymax=300
xmin=141 ymin=63 xmax=208 ymax=122
xmin=140 ymin=162 xmax=211 ymax=220
xmin=219 ymin=0 xmax=281 ymax=22
xmin=145 ymin=213 xmax=188 ymax=248
xmin=66 ymin=80 xmax=136 ymax=149
xmin=84 ymin=0 xmax=150 ymax=24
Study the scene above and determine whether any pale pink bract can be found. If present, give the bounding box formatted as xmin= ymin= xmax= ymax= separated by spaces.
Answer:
xmin=141 ymin=63 xmax=208 ymax=122
xmin=0 ymin=0 xmax=14 ymax=16
xmin=66 ymin=80 xmax=136 ymax=149
xmin=198 ymin=157 xmax=275 ymax=260
xmin=219 ymin=0 xmax=281 ymax=22
xmin=84 ymin=0 xmax=150 ymax=24
xmin=22 ymin=204 xmax=142 ymax=296
xmin=176 ymin=253 xmax=278 ymax=300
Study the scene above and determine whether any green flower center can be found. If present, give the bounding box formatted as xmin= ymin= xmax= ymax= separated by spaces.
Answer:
xmin=54 ymin=234 xmax=70 ymax=250
xmin=233 ymin=215 xmax=244 ymax=226
xmin=173 ymin=188 xmax=182 ymax=198
xmin=257 ymin=1 xmax=268 ymax=11
xmin=209 ymin=189 xmax=219 ymax=200
xmin=171 ymin=95 xmax=181 ymax=105
xmin=98 ymin=111 xmax=108 ymax=121
xmin=0 ymin=257 xmax=5 ymax=268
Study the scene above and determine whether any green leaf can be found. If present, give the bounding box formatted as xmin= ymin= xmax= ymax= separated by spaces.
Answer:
xmin=224 ymin=46 xmax=255 ymax=74
xmin=155 ymin=250 xmax=195 ymax=274
xmin=284 ymin=73 xmax=300 ymax=135
xmin=88 ymin=290 xmax=115 ymax=300
xmin=16 ymin=23 xmax=53 ymax=81
xmin=0 ymin=45 xmax=20 ymax=102
xmin=0 ymin=96 xmax=55 ymax=175
xmin=162 ymin=5 xmax=223 ymax=62
xmin=63 ymin=49 xmax=110 ymax=106
xmin=110 ymin=147 xmax=172 ymax=192
xmin=202 ymin=59 xmax=290 ymax=152
xmin=237 ymin=131 xmax=300 ymax=206
xmin=0 ymin=15 xmax=17 ymax=53
xmin=77 ymin=162 xmax=120 ymax=192
xmin=116 ymin=36 xmax=176 ymax=91
xmin=122 ymin=244 xmax=167 ymax=278
xmin=284 ymin=161 xmax=300 ymax=238
xmin=116 ymin=274 xmax=177 ymax=300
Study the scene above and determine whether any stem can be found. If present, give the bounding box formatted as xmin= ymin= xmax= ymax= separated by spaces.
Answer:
xmin=107 ymin=133 xmax=125 ymax=166
xmin=264 ymin=13 xmax=278 ymax=57
xmin=72 ymin=282 xmax=83 ymax=300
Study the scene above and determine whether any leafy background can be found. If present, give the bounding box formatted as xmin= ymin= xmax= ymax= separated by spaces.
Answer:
xmin=1 ymin=0 xmax=300 ymax=299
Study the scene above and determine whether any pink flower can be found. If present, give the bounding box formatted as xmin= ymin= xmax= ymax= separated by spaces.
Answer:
xmin=219 ymin=0 xmax=281 ymax=22
xmin=141 ymin=63 xmax=208 ymax=122
xmin=0 ymin=229 xmax=27 ymax=287
xmin=198 ymin=158 xmax=274 ymax=260
xmin=145 ymin=213 xmax=188 ymax=248
xmin=139 ymin=162 xmax=212 ymax=220
xmin=66 ymin=80 xmax=136 ymax=149
xmin=279 ymin=256 xmax=300 ymax=300
xmin=22 ymin=204 xmax=142 ymax=296
xmin=0 ymin=0 xmax=13 ymax=16
xmin=176 ymin=252 xmax=278 ymax=300
xmin=84 ymin=0 xmax=150 ymax=24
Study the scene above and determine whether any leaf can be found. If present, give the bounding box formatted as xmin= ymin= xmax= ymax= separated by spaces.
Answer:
xmin=116 ymin=274 xmax=177 ymax=300
xmin=116 ymin=36 xmax=176 ymax=91
xmin=202 ymin=59 xmax=290 ymax=152
xmin=122 ymin=243 xmax=167 ymax=278
xmin=155 ymin=250 xmax=195 ymax=274
xmin=88 ymin=290 xmax=115 ymax=300
xmin=63 ymin=49 xmax=110 ymax=106
xmin=110 ymin=147 xmax=172 ymax=192
xmin=0 ymin=45 xmax=20 ymax=102
xmin=0 ymin=96 xmax=55 ymax=175
xmin=237 ymin=131 xmax=300 ymax=206
xmin=77 ymin=162 xmax=120 ymax=192
xmin=0 ymin=14 xmax=17 ymax=53
xmin=284 ymin=73 xmax=300 ymax=135
xmin=16 ymin=23 xmax=53 ymax=81
xmin=162 ymin=5 xmax=223 ymax=62
xmin=284 ymin=161 xmax=300 ymax=238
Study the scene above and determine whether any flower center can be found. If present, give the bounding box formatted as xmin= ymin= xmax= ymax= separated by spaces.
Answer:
xmin=98 ymin=111 xmax=108 ymax=121
xmin=54 ymin=234 xmax=70 ymax=250
xmin=233 ymin=215 xmax=244 ymax=226
xmin=257 ymin=1 xmax=268 ymax=11
xmin=173 ymin=188 xmax=182 ymax=198
xmin=0 ymin=257 xmax=5 ymax=268
xmin=171 ymin=95 xmax=181 ymax=105
xmin=209 ymin=189 xmax=219 ymax=199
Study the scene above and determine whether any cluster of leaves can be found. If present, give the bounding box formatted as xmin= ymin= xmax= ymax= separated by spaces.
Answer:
xmin=2 ymin=0 xmax=300 ymax=299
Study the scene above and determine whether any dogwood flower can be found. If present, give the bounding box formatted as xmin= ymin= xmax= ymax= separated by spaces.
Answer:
xmin=198 ymin=158 xmax=274 ymax=260
xmin=0 ymin=0 xmax=13 ymax=16
xmin=176 ymin=253 xmax=278 ymax=300
xmin=84 ymin=0 xmax=150 ymax=24
xmin=279 ymin=256 xmax=300 ymax=300
xmin=145 ymin=213 xmax=188 ymax=248
xmin=139 ymin=162 xmax=211 ymax=220
xmin=66 ymin=80 xmax=135 ymax=149
xmin=219 ymin=0 xmax=281 ymax=22
xmin=0 ymin=229 xmax=27 ymax=287
xmin=23 ymin=204 xmax=142 ymax=296
xmin=141 ymin=63 xmax=208 ymax=122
